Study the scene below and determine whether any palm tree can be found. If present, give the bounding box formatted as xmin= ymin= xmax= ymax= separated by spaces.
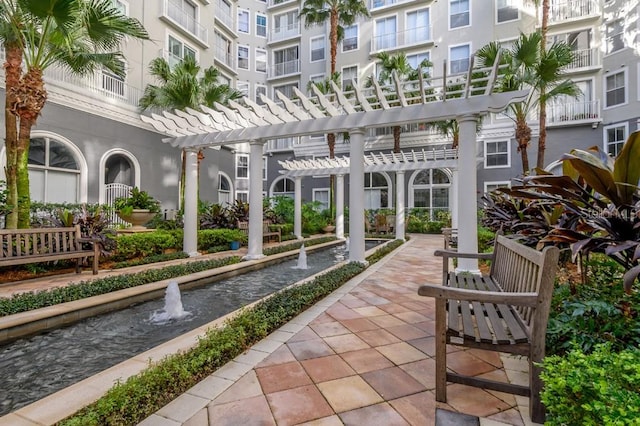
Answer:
xmin=300 ymin=0 xmax=369 ymax=159
xmin=476 ymin=32 xmax=579 ymax=174
xmin=139 ymin=56 xmax=243 ymax=209
xmin=373 ymin=51 xmax=432 ymax=153
xmin=1 ymin=0 xmax=149 ymax=228
xmin=533 ymin=0 xmax=551 ymax=169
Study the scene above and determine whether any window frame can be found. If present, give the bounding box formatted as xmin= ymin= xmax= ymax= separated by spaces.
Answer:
xmin=484 ymin=181 xmax=511 ymax=193
xmin=313 ymin=188 xmax=330 ymax=211
xmin=255 ymin=48 xmax=267 ymax=73
xmin=256 ymin=13 xmax=267 ymax=38
xmin=341 ymin=64 xmax=358 ymax=90
xmin=449 ymin=0 xmax=470 ymax=30
xmin=496 ymin=0 xmax=519 ymax=24
xmin=342 ymin=24 xmax=359 ymax=52
xmin=484 ymin=139 xmax=511 ymax=169
xmin=604 ymin=69 xmax=627 ymax=109
xmin=235 ymin=153 xmax=249 ymax=179
xmin=603 ymin=122 xmax=628 ymax=157
xmin=374 ymin=15 xmax=398 ymax=50
xmin=255 ymin=84 xmax=267 ymax=104
xmin=449 ymin=43 xmax=471 ymax=75
xmin=310 ymin=35 xmax=326 ymax=63
xmin=237 ymin=8 xmax=250 ymax=34
xmin=405 ymin=7 xmax=430 ymax=45
xmin=236 ymin=81 xmax=250 ymax=97
xmin=237 ymin=44 xmax=249 ymax=70
xmin=605 ymin=19 xmax=624 ymax=55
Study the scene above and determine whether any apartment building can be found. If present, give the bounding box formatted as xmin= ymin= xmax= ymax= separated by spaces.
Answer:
xmin=0 ymin=0 xmax=637 ymax=219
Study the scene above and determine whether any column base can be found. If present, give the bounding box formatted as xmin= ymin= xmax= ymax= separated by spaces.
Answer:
xmin=187 ymin=251 xmax=200 ymax=258
xmin=243 ymin=254 xmax=266 ymax=261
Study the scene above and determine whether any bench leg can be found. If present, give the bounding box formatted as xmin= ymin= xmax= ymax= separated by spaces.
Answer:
xmin=435 ymin=298 xmax=447 ymax=402
xmin=530 ymin=347 xmax=546 ymax=423
xmin=92 ymin=247 xmax=100 ymax=275
xmin=75 ymin=258 xmax=82 ymax=274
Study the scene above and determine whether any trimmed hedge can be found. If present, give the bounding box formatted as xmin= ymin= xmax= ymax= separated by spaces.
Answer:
xmin=59 ymin=239 xmax=403 ymax=425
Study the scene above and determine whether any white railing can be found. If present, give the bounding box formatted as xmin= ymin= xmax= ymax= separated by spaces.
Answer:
xmin=268 ymin=59 xmax=300 ymax=79
xmin=163 ymin=0 xmax=208 ymax=44
xmin=549 ymin=0 xmax=598 ymax=23
xmin=104 ymin=183 xmax=132 ymax=227
xmin=565 ymin=47 xmax=599 ymax=70
xmin=269 ymin=22 xmax=300 ymax=43
xmin=547 ymin=99 xmax=600 ymax=124
xmin=372 ymin=26 xmax=431 ymax=52
xmin=214 ymin=0 xmax=235 ymax=31
xmin=214 ymin=45 xmax=234 ymax=69
xmin=370 ymin=0 xmax=414 ymax=10
xmin=268 ymin=0 xmax=296 ymax=7
xmin=267 ymin=137 xmax=298 ymax=151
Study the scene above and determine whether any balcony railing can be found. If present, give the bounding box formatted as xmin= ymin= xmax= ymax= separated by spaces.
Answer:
xmin=565 ymin=47 xmax=600 ymax=71
xmin=163 ymin=0 xmax=208 ymax=45
xmin=547 ymin=100 xmax=600 ymax=125
xmin=214 ymin=45 xmax=234 ymax=69
xmin=371 ymin=26 xmax=431 ymax=52
xmin=214 ymin=0 xmax=235 ymax=32
xmin=268 ymin=59 xmax=300 ymax=79
xmin=267 ymin=137 xmax=299 ymax=151
xmin=269 ymin=22 xmax=301 ymax=43
xmin=549 ymin=0 xmax=598 ymax=23
xmin=268 ymin=0 xmax=296 ymax=7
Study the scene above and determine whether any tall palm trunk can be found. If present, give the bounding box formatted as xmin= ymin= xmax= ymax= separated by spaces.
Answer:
xmin=536 ymin=0 xmax=550 ymax=170
xmin=11 ymin=68 xmax=47 ymax=228
xmin=3 ymin=43 xmax=22 ymax=229
xmin=392 ymin=126 xmax=401 ymax=153
xmin=328 ymin=10 xmax=338 ymax=213
xmin=515 ymin=119 xmax=531 ymax=174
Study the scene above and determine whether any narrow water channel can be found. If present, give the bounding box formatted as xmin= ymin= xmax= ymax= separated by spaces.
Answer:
xmin=0 ymin=243 xmax=363 ymax=416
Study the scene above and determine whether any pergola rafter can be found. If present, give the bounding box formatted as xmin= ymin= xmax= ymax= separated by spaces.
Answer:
xmin=140 ymin=54 xmax=528 ymax=269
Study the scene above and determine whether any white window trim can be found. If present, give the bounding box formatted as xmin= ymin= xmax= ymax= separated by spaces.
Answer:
xmin=167 ymin=31 xmax=199 ymax=62
xmin=603 ymin=122 xmax=629 ymax=155
xmin=341 ymin=64 xmax=359 ymax=90
xmin=495 ymin=0 xmax=519 ymax=24
xmin=98 ymin=148 xmax=140 ymax=204
xmin=262 ymin=156 xmax=268 ymax=181
xmin=237 ymin=81 xmax=250 ymax=97
xmin=449 ymin=0 xmax=471 ymax=30
xmin=235 ymin=190 xmax=248 ymax=202
xmin=237 ymin=44 xmax=250 ymax=70
xmin=309 ymin=35 xmax=325 ymax=63
xmin=374 ymin=14 xmax=398 ymax=51
xmin=255 ymin=48 xmax=267 ymax=73
xmin=407 ymin=168 xmax=453 ymax=211
xmin=342 ymin=24 xmax=359 ymax=53
xmin=448 ymin=42 xmax=472 ymax=75
xmin=236 ymin=153 xmax=249 ymax=179
xmin=484 ymin=139 xmax=511 ymax=169
xmin=255 ymin=84 xmax=267 ymax=102
xmin=603 ymin=68 xmax=628 ymax=110
xmin=113 ymin=0 xmax=129 ymax=15
xmin=405 ymin=7 xmax=431 ymax=41
xmin=269 ymin=176 xmax=295 ymax=198
xmin=218 ymin=171 xmax=234 ymax=205
xmin=237 ymin=8 xmax=250 ymax=34
xmin=256 ymin=12 xmax=267 ymax=38
xmin=312 ymin=187 xmax=330 ymax=210
xmin=484 ymin=181 xmax=511 ymax=193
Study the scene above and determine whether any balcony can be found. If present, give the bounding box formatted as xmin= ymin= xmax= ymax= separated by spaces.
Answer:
xmin=268 ymin=59 xmax=301 ymax=79
xmin=214 ymin=0 xmax=235 ymax=33
xmin=548 ymin=0 xmax=599 ymax=24
xmin=370 ymin=0 xmax=419 ymax=11
xmin=564 ymin=47 xmax=600 ymax=72
xmin=267 ymin=137 xmax=299 ymax=151
xmin=214 ymin=45 xmax=235 ymax=70
xmin=267 ymin=0 xmax=297 ymax=8
xmin=371 ymin=26 xmax=431 ymax=53
xmin=269 ymin=23 xmax=301 ymax=43
xmin=161 ymin=0 xmax=209 ymax=47
xmin=547 ymin=100 xmax=600 ymax=126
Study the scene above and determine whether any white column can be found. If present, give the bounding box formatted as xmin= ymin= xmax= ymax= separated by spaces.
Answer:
xmin=395 ymin=170 xmax=405 ymax=241
xmin=294 ymin=176 xmax=302 ymax=239
xmin=348 ymin=129 xmax=366 ymax=264
xmin=183 ymin=148 xmax=199 ymax=257
xmin=456 ymin=115 xmax=479 ymax=273
xmin=335 ymin=174 xmax=345 ymax=239
xmin=451 ymin=169 xmax=459 ymax=229
xmin=246 ymin=141 xmax=265 ymax=260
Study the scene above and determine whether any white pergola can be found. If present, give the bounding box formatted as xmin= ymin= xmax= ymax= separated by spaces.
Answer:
xmin=141 ymin=56 xmax=528 ymax=271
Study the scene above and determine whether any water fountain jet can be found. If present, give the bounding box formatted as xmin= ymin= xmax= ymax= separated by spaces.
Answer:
xmin=292 ymin=244 xmax=308 ymax=269
xmin=150 ymin=281 xmax=190 ymax=323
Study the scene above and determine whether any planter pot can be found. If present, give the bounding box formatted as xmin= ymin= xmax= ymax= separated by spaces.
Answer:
xmin=117 ymin=209 xmax=156 ymax=231
xmin=230 ymin=241 xmax=241 ymax=250
xmin=322 ymin=225 xmax=336 ymax=234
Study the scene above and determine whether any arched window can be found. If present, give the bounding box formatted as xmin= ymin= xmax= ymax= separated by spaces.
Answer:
xmin=271 ymin=177 xmax=295 ymax=199
xmin=410 ymin=169 xmax=451 ymax=220
xmin=365 ymin=172 xmax=390 ymax=210
xmin=105 ymin=154 xmax=134 ymax=186
xmin=218 ymin=173 xmax=232 ymax=206
xmin=29 ymin=136 xmax=82 ymax=203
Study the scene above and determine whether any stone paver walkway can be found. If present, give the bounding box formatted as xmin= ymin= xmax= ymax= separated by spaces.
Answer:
xmin=141 ymin=234 xmax=537 ymax=426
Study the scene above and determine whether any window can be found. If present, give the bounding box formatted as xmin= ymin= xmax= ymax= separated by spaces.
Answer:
xmin=310 ymin=36 xmax=325 ymax=62
xmin=273 ymin=10 xmax=299 ymax=40
xmin=484 ymin=181 xmax=511 ymax=193
xmin=450 ymin=44 xmax=470 ymax=74
xmin=214 ymin=31 xmax=232 ymax=67
xmin=237 ymin=45 xmax=249 ymax=70
xmin=238 ymin=9 xmax=249 ymax=33
xmin=484 ymin=140 xmax=509 ymax=168
xmin=29 ymin=135 xmax=82 ymax=203
xmin=365 ymin=173 xmax=390 ymax=210
xmin=167 ymin=0 xmax=198 ymax=36
xmin=236 ymin=191 xmax=248 ymax=203
xmin=410 ymin=169 xmax=450 ymax=220
xmin=273 ymin=46 xmax=299 ymax=76
xmin=343 ymin=25 xmax=358 ymax=52
xmin=273 ymin=82 xmax=298 ymax=100
xmin=605 ymin=70 xmax=626 ymax=108
xmin=110 ymin=0 xmax=127 ymax=14
xmin=497 ymin=0 xmax=518 ymax=23
xmin=313 ymin=188 xmax=330 ymax=211
xmin=272 ymin=177 xmax=295 ymax=199
xmin=308 ymin=74 xmax=325 ymax=95
xmin=375 ymin=16 xmax=397 ymax=50
xmin=255 ymin=84 xmax=267 ymax=104
xmin=262 ymin=157 xmax=268 ymax=180
xmin=218 ymin=173 xmax=232 ymax=206
xmin=450 ymin=0 xmax=470 ymax=29
xmin=255 ymin=48 xmax=267 ymax=73
xmin=168 ymin=35 xmax=196 ymax=66
xmin=549 ymin=79 xmax=595 ymax=122
xmin=237 ymin=81 xmax=249 ymax=97
xmin=606 ymin=20 xmax=624 ymax=54
xmin=236 ymin=154 xmax=249 ymax=179
xmin=406 ymin=9 xmax=430 ymax=44
xmin=407 ymin=52 xmax=430 ymax=71
xmin=604 ymin=123 xmax=628 ymax=157
xmin=341 ymin=65 xmax=358 ymax=90
xmin=256 ymin=14 xmax=267 ymax=38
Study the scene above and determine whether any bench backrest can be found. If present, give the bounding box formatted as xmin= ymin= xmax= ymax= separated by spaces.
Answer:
xmin=489 ymin=235 xmax=560 ymax=330
xmin=237 ymin=221 xmax=275 ymax=233
xmin=0 ymin=226 xmax=83 ymax=259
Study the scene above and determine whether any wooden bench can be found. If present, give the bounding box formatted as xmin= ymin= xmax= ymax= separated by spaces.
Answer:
xmin=0 ymin=225 xmax=100 ymax=274
xmin=237 ymin=220 xmax=281 ymax=243
xmin=418 ymin=234 xmax=559 ymax=423
xmin=442 ymin=227 xmax=457 ymax=250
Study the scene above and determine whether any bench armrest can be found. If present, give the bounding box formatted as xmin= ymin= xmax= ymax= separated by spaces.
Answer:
xmin=418 ymin=283 xmax=538 ymax=308
xmin=434 ymin=249 xmax=493 ymax=260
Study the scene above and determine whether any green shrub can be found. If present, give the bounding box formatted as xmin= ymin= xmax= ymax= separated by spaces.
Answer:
xmin=197 ymin=229 xmax=246 ymax=250
xmin=263 ymin=236 xmax=335 ymax=256
xmin=60 ymin=241 xmax=401 ymax=425
xmin=112 ymin=232 xmax=180 ymax=261
xmin=541 ymin=344 xmax=640 ymax=425
xmin=477 ymin=226 xmax=495 ymax=253
xmin=111 ymin=252 xmax=190 ymax=269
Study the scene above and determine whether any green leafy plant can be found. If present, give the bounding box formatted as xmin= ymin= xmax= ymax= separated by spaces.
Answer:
xmin=114 ymin=187 xmax=161 ymax=215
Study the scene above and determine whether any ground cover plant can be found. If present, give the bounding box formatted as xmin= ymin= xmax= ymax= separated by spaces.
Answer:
xmin=59 ymin=240 xmax=403 ymax=425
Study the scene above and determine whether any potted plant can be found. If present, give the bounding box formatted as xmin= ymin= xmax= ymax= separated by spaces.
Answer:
xmin=114 ymin=187 xmax=161 ymax=230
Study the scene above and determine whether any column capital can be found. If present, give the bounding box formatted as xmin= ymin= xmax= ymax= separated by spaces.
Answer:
xmin=183 ymin=147 xmax=200 ymax=153
xmin=456 ymin=114 xmax=479 ymax=123
xmin=396 ymin=170 xmax=405 ymax=176
xmin=347 ymin=127 xmax=366 ymax=136
xmin=249 ymin=139 xmax=265 ymax=146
